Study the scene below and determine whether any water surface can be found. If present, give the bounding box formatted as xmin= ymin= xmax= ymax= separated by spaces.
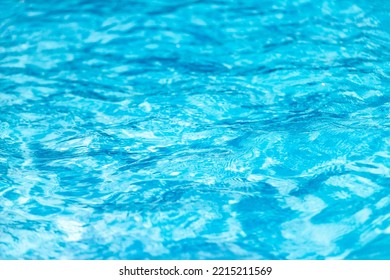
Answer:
xmin=0 ymin=0 xmax=389 ymax=259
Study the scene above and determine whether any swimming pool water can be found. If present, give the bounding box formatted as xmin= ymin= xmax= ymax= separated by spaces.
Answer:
xmin=0 ymin=0 xmax=389 ymax=259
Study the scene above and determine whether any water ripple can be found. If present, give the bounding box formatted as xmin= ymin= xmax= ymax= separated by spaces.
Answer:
xmin=1 ymin=0 xmax=389 ymax=259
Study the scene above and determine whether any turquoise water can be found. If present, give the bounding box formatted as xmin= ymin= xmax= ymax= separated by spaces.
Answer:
xmin=0 ymin=0 xmax=389 ymax=259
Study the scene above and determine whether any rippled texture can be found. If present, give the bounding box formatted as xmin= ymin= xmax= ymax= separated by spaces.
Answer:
xmin=1 ymin=0 xmax=389 ymax=259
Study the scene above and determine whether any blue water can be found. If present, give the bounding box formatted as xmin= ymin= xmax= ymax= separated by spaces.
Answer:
xmin=1 ymin=0 xmax=389 ymax=260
